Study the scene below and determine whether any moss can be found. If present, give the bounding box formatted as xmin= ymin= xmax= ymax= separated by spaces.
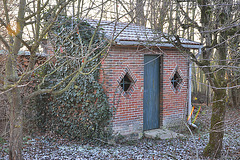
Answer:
xmin=203 ymin=89 xmax=226 ymax=158
xmin=203 ymin=143 xmax=213 ymax=157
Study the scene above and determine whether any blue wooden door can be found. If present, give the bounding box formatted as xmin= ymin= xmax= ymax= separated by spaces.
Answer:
xmin=143 ymin=55 xmax=160 ymax=130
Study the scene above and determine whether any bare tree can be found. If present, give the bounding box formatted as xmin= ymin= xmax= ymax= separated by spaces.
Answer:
xmin=0 ymin=1 xmax=76 ymax=159
xmin=171 ymin=0 xmax=239 ymax=158
xmin=0 ymin=0 xmax=126 ymax=159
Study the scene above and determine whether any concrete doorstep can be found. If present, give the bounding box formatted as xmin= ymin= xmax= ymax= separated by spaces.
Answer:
xmin=144 ymin=128 xmax=185 ymax=139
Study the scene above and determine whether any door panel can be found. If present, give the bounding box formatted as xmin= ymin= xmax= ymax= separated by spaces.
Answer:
xmin=143 ymin=55 xmax=160 ymax=130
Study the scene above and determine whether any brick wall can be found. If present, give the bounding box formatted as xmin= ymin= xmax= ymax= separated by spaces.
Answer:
xmin=99 ymin=46 xmax=145 ymax=135
xmin=100 ymin=46 xmax=189 ymax=135
xmin=162 ymin=50 xmax=189 ymax=126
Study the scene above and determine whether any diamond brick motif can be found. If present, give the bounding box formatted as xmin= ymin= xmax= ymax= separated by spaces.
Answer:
xmin=118 ymin=67 xmax=137 ymax=97
xmin=170 ymin=66 xmax=183 ymax=91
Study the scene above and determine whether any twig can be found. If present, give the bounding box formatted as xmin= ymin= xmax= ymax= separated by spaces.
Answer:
xmin=183 ymin=121 xmax=199 ymax=159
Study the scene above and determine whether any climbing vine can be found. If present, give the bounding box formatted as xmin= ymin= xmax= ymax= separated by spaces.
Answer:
xmin=34 ymin=16 xmax=112 ymax=140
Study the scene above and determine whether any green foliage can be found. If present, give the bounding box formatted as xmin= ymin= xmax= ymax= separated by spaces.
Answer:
xmin=34 ymin=16 xmax=112 ymax=140
xmin=0 ymin=136 xmax=6 ymax=144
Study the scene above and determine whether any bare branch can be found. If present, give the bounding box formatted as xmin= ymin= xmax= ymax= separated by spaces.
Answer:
xmin=30 ymin=0 xmax=73 ymax=53
xmin=0 ymin=34 xmax=10 ymax=50
xmin=3 ymin=0 xmax=13 ymax=43
xmin=176 ymin=1 xmax=202 ymax=31
xmin=0 ymin=17 xmax=32 ymax=51
xmin=24 ymin=0 xmax=50 ymax=21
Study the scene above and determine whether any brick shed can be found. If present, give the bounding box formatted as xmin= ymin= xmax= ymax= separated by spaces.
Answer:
xmin=1 ymin=20 xmax=202 ymax=136
xmin=88 ymin=20 xmax=202 ymax=135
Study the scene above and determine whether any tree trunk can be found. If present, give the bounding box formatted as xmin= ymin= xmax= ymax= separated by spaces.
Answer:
xmin=203 ymin=7 xmax=228 ymax=156
xmin=5 ymin=51 xmax=23 ymax=160
xmin=231 ymin=81 xmax=240 ymax=109
xmin=135 ymin=0 xmax=145 ymax=26
xmin=231 ymin=87 xmax=240 ymax=109
xmin=8 ymin=88 xmax=23 ymax=160
xmin=3 ymin=0 xmax=26 ymax=159
xmin=203 ymin=89 xmax=226 ymax=158
xmin=192 ymin=63 xmax=197 ymax=93
xmin=229 ymin=35 xmax=240 ymax=109
xmin=6 ymin=47 xmax=24 ymax=160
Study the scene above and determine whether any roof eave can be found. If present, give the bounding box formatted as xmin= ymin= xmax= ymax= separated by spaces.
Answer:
xmin=116 ymin=40 xmax=203 ymax=49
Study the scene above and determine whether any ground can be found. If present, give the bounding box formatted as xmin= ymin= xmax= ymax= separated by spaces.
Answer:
xmin=0 ymin=105 xmax=239 ymax=159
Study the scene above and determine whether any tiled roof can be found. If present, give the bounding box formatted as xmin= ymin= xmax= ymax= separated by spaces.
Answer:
xmin=87 ymin=19 xmax=201 ymax=47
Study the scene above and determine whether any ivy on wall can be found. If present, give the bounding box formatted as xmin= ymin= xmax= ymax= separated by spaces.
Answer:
xmin=34 ymin=16 xmax=112 ymax=140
